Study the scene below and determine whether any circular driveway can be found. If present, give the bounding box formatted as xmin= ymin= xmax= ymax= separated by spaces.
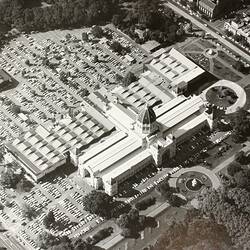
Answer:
xmin=201 ymin=80 xmax=246 ymax=114
xmin=169 ymin=166 xmax=221 ymax=190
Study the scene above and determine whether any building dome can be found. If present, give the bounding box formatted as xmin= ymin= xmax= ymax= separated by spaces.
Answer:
xmin=138 ymin=104 xmax=156 ymax=125
xmin=136 ymin=104 xmax=157 ymax=134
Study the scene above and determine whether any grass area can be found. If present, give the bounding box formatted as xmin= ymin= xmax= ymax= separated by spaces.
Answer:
xmin=183 ymin=43 xmax=203 ymax=52
xmin=217 ymin=50 xmax=237 ymax=66
xmin=197 ymin=39 xmax=217 ymax=49
xmin=186 ymin=53 xmax=210 ymax=69
xmin=177 ymin=171 xmax=212 ymax=200
xmin=213 ymin=59 xmax=242 ymax=82
xmin=243 ymin=86 xmax=250 ymax=110
xmin=206 ymin=86 xmax=238 ymax=108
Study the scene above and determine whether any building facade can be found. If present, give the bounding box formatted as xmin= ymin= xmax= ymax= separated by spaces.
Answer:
xmin=197 ymin=0 xmax=219 ymax=19
xmin=224 ymin=17 xmax=250 ymax=45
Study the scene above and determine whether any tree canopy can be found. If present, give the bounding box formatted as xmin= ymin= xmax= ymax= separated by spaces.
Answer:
xmin=0 ymin=0 xmax=118 ymax=32
xmin=154 ymin=211 xmax=234 ymax=250
xmin=0 ymin=168 xmax=20 ymax=188
xmin=198 ymin=181 xmax=250 ymax=249
xmin=82 ymin=190 xmax=114 ymax=218
xmin=122 ymin=72 xmax=138 ymax=87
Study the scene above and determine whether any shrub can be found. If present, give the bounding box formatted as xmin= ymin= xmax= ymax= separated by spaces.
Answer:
xmin=90 ymin=227 xmax=113 ymax=245
xmin=135 ymin=197 xmax=156 ymax=211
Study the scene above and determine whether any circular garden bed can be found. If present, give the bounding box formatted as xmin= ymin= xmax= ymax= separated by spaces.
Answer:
xmin=206 ymin=86 xmax=238 ymax=108
xmin=176 ymin=171 xmax=212 ymax=200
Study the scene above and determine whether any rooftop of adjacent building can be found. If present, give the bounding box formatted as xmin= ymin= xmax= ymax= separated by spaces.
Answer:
xmin=6 ymin=100 xmax=115 ymax=176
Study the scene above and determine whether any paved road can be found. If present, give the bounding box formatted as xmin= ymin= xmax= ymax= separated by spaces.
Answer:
xmin=166 ymin=2 xmax=250 ymax=62
xmin=0 ymin=233 xmax=26 ymax=250
xmin=212 ymin=141 xmax=250 ymax=174
xmin=170 ymin=165 xmax=221 ymax=189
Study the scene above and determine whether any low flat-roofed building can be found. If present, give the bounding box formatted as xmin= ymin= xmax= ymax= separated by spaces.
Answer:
xmin=142 ymin=40 xmax=161 ymax=53
xmin=147 ymin=48 xmax=205 ymax=95
xmin=6 ymin=102 xmax=115 ymax=181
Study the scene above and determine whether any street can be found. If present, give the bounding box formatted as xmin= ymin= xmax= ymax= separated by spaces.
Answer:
xmin=0 ymin=233 xmax=27 ymax=250
xmin=166 ymin=1 xmax=250 ymax=62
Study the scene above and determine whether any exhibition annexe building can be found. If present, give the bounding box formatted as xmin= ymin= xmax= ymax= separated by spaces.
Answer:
xmin=6 ymin=48 xmax=213 ymax=195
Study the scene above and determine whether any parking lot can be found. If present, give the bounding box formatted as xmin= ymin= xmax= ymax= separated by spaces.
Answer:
xmin=0 ymin=170 xmax=110 ymax=249
xmin=0 ymin=25 xmax=151 ymax=249
xmin=0 ymin=25 xmax=149 ymax=144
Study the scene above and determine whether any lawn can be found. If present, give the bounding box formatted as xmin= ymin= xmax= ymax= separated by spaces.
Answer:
xmin=213 ymin=59 xmax=242 ymax=82
xmin=183 ymin=43 xmax=203 ymax=52
xmin=197 ymin=39 xmax=217 ymax=49
xmin=205 ymin=86 xmax=238 ymax=108
xmin=243 ymin=86 xmax=250 ymax=110
xmin=217 ymin=50 xmax=237 ymax=66
xmin=176 ymin=171 xmax=212 ymax=200
xmin=186 ymin=53 xmax=210 ymax=69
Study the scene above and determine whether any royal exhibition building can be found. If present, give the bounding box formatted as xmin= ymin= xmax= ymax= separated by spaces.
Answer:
xmin=6 ymin=48 xmax=214 ymax=195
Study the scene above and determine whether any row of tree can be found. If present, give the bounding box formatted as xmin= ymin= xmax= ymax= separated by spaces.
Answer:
xmin=37 ymin=232 xmax=92 ymax=250
xmin=0 ymin=0 xmax=119 ymax=32
xmin=112 ymin=0 xmax=183 ymax=44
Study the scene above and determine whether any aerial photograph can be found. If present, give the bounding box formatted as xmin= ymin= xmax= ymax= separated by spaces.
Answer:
xmin=0 ymin=0 xmax=249 ymax=249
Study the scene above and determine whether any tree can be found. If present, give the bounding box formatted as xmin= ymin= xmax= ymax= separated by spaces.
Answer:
xmin=22 ymin=203 xmax=36 ymax=220
xmin=154 ymin=212 xmax=234 ymax=250
xmin=198 ymin=186 xmax=250 ymax=249
xmin=117 ymin=214 xmax=130 ymax=229
xmin=0 ymin=168 xmax=19 ymax=188
xmin=155 ymin=178 xmax=175 ymax=199
xmin=71 ymin=238 xmax=92 ymax=250
xmin=230 ymin=109 xmax=250 ymax=142
xmin=121 ymin=228 xmax=132 ymax=238
xmin=234 ymin=150 xmax=246 ymax=164
xmin=11 ymin=104 xmax=21 ymax=114
xmin=25 ymin=59 xmax=30 ymax=66
xmin=91 ymin=26 xmax=103 ymax=38
xmin=112 ymin=14 xmax=122 ymax=26
xmin=135 ymin=197 xmax=156 ymax=210
xmin=92 ymin=55 xmax=98 ymax=63
xmin=234 ymin=170 xmax=250 ymax=191
xmin=82 ymin=32 xmax=89 ymax=42
xmin=110 ymin=41 xmax=124 ymax=54
xmin=65 ymin=33 xmax=71 ymax=40
xmin=115 ymin=73 xmax=123 ymax=83
xmin=36 ymin=231 xmax=58 ymax=249
xmin=233 ymin=61 xmax=245 ymax=72
xmin=168 ymin=194 xmax=186 ymax=207
xmin=82 ymin=190 xmax=114 ymax=218
xmin=227 ymin=161 xmax=241 ymax=176
xmin=122 ymin=72 xmax=137 ymax=87
xmin=128 ymin=208 xmax=139 ymax=223
xmin=43 ymin=211 xmax=55 ymax=229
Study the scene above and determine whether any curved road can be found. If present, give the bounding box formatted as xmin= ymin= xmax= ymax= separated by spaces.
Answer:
xmin=169 ymin=165 xmax=221 ymax=190
xmin=166 ymin=2 xmax=250 ymax=62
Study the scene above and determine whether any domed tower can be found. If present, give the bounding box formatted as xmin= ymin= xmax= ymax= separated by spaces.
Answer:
xmin=136 ymin=104 xmax=158 ymax=135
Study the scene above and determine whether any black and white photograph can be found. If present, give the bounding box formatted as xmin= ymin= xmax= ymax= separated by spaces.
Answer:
xmin=0 ymin=0 xmax=249 ymax=249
